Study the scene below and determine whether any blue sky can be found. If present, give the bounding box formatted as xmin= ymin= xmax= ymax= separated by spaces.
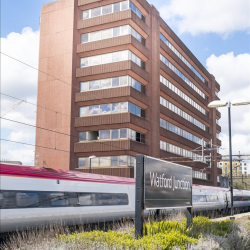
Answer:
xmin=1 ymin=0 xmax=250 ymax=166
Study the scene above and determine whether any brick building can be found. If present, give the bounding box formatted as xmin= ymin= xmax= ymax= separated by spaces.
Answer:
xmin=35 ymin=0 xmax=222 ymax=186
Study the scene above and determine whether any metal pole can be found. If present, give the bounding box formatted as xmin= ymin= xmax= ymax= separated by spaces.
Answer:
xmin=228 ymin=103 xmax=234 ymax=216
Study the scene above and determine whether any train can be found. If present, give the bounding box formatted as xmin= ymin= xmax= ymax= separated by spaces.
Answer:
xmin=1 ymin=163 xmax=250 ymax=234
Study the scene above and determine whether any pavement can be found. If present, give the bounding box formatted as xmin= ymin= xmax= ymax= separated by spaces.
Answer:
xmin=211 ymin=212 xmax=250 ymax=221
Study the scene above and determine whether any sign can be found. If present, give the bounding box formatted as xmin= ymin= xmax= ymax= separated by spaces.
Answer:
xmin=135 ymin=155 xmax=193 ymax=238
xmin=144 ymin=156 xmax=192 ymax=208
xmin=220 ymin=176 xmax=229 ymax=188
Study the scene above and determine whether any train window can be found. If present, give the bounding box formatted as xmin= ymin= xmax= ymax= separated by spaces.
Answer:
xmin=49 ymin=193 xmax=69 ymax=206
xmin=0 ymin=193 xmax=2 ymax=207
xmin=78 ymin=193 xmax=93 ymax=206
xmin=16 ymin=192 xmax=39 ymax=207
xmin=113 ymin=193 xmax=128 ymax=205
xmin=193 ymin=195 xmax=206 ymax=202
xmin=206 ymin=195 xmax=218 ymax=202
xmin=99 ymin=194 xmax=113 ymax=205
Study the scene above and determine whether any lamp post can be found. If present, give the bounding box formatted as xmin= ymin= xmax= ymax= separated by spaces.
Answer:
xmin=208 ymin=98 xmax=250 ymax=217
xmin=88 ymin=155 xmax=96 ymax=173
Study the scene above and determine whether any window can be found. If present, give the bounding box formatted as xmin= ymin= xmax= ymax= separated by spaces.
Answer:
xmin=119 ymin=155 xmax=127 ymax=165
xmin=79 ymin=132 xmax=87 ymax=141
xmin=100 ymin=130 xmax=110 ymax=140
xmin=111 ymin=156 xmax=119 ymax=166
xmin=91 ymin=7 xmax=101 ymax=18
xmin=160 ymin=54 xmax=206 ymax=99
xmin=112 ymin=129 xmax=119 ymax=139
xmin=100 ymin=104 xmax=111 ymax=114
xmin=78 ymin=193 xmax=92 ymax=206
xmin=89 ymin=105 xmax=99 ymax=115
xmin=0 ymin=193 xmax=2 ymax=207
xmin=78 ymin=158 xmax=86 ymax=167
xmin=16 ymin=192 xmax=39 ymax=207
xmin=160 ymin=33 xmax=205 ymax=83
xmin=120 ymin=128 xmax=127 ymax=138
xmin=50 ymin=193 xmax=69 ymax=206
xmin=80 ymin=50 xmax=145 ymax=69
xmin=100 ymin=157 xmax=111 ymax=166
xmin=102 ymin=4 xmax=112 ymax=15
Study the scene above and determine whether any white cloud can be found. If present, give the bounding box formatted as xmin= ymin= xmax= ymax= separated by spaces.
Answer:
xmin=206 ymin=52 xmax=250 ymax=157
xmin=159 ymin=0 xmax=250 ymax=37
xmin=1 ymin=27 xmax=39 ymax=165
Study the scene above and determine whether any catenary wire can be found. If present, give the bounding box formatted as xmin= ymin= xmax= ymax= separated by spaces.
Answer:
xmin=1 ymin=52 xmax=217 ymax=162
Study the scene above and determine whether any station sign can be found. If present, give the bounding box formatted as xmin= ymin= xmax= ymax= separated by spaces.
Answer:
xmin=144 ymin=156 xmax=192 ymax=208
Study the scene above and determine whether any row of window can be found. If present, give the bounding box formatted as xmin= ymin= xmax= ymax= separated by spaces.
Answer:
xmin=81 ymin=25 xmax=145 ymax=45
xmin=233 ymin=196 xmax=250 ymax=201
xmin=79 ymin=128 xmax=145 ymax=143
xmin=160 ymin=140 xmax=202 ymax=160
xmin=160 ymin=54 xmax=206 ymax=99
xmin=78 ymin=155 xmax=136 ymax=168
xmin=82 ymin=1 xmax=145 ymax=22
xmin=160 ymin=75 xmax=207 ymax=115
xmin=160 ymin=118 xmax=205 ymax=146
xmin=160 ymin=33 xmax=205 ymax=84
xmin=193 ymin=170 xmax=209 ymax=180
xmin=0 ymin=191 xmax=128 ymax=209
xmin=79 ymin=102 xmax=145 ymax=118
xmin=160 ymin=96 xmax=207 ymax=131
xmin=80 ymin=75 xmax=145 ymax=94
xmin=80 ymin=50 xmax=145 ymax=69
xmin=193 ymin=195 xmax=218 ymax=203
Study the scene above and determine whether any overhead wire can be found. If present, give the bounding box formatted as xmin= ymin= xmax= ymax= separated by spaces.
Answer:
xmin=1 ymin=52 xmax=222 ymax=164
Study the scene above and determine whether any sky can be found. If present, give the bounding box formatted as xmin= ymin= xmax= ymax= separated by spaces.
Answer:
xmin=0 ymin=0 xmax=250 ymax=166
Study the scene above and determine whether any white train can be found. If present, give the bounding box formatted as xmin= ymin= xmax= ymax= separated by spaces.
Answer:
xmin=1 ymin=163 xmax=250 ymax=234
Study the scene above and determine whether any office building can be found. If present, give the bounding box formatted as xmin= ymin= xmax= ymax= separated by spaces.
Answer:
xmin=35 ymin=0 xmax=222 ymax=186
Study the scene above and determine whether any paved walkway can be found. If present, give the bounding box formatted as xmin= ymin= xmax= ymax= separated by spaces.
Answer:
xmin=211 ymin=212 xmax=250 ymax=221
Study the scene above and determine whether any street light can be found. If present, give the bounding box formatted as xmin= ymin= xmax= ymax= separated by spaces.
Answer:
xmin=208 ymin=98 xmax=250 ymax=217
xmin=88 ymin=155 xmax=96 ymax=173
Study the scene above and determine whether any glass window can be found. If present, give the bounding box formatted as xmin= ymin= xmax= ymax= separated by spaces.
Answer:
xmin=136 ymin=82 xmax=141 ymax=92
xmin=130 ymin=130 xmax=136 ymax=140
xmin=50 ymin=193 xmax=69 ymax=206
xmin=100 ymin=130 xmax=110 ymax=140
xmin=101 ymin=78 xmax=111 ymax=88
xmin=121 ymin=25 xmax=129 ymax=35
xmin=99 ymin=194 xmax=113 ymax=205
xmin=89 ymin=80 xmax=100 ymax=90
xmin=120 ymin=76 xmax=128 ymax=86
xmin=120 ymin=128 xmax=127 ymax=138
xmin=0 ymin=193 xmax=2 ymax=207
xmin=112 ymin=103 xmax=120 ymax=113
xmin=89 ymin=55 xmax=101 ymax=66
xmin=102 ymin=29 xmax=112 ymax=39
xmin=100 ymin=104 xmax=111 ymax=114
xmin=113 ymin=193 xmax=128 ymax=205
xmin=102 ymin=4 xmax=112 ymax=15
xmin=79 ymin=132 xmax=87 ymax=141
xmin=80 ymin=107 xmax=88 ymax=116
xmin=120 ymin=50 xmax=129 ymax=61
xmin=82 ymin=10 xmax=89 ymax=20
xmin=141 ymin=109 xmax=145 ymax=118
xmin=100 ymin=157 xmax=111 ymax=166
xmin=121 ymin=1 xmax=129 ymax=10
xmin=81 ymin=57 xmax=88 ymax=67
xmin=111 ymin=156 xmax=119 ymax=166
xmin=78 ymin=193 xmax=92 ymax=206
xmin=81 ymin=33 xmax=88 ymax=43
xmin=78 ymin=158 xmax=86 ymax=167
xmin=141 ymin=134 xmax=145 ymax=143
xmin=113 ymin=51 xmax=120 ymax=62
xmin=120 ymin=102 xmax=128 ymax=112
xmin=112 ymin=129 xmax=119 ymax=139
xmin=90 ymin=31 xmax=101 ymax=42
xmin=80 ymin=82 xmax=88 ymax=92
xmin=113 ymin=27 xmax=120 ymax=37
xmin=91 ymin=7 xmax=101 ymax=18
xmin=89 ymin=105 xmax=99 ymax=115
xmin=112 ymin=77 xmax=119 ymax=87
xmin=119 ymin=155 xmax=127 ymax=165
xmin=91 ymin=158 xmax=98 ymax=167
xmin=16 ymin=192 xmax=39 ymax=207
xmin=129 ymin=103 xmax=135 ymax=114
xmin=113 ymin=2 xmax=120 ymax=12
xmin=102 ymin=53 xmax=112 ymax=64
xmin=136 ymin=106 xmax=141 ymax=116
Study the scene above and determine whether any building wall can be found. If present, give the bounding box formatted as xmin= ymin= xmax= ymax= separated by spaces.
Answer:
xmin=35 ymin=0 xmax=222 ymax=186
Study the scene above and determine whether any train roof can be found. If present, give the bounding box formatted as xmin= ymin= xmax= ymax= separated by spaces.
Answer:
xmin=0 ymin=163 xmax=135 ymax=185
